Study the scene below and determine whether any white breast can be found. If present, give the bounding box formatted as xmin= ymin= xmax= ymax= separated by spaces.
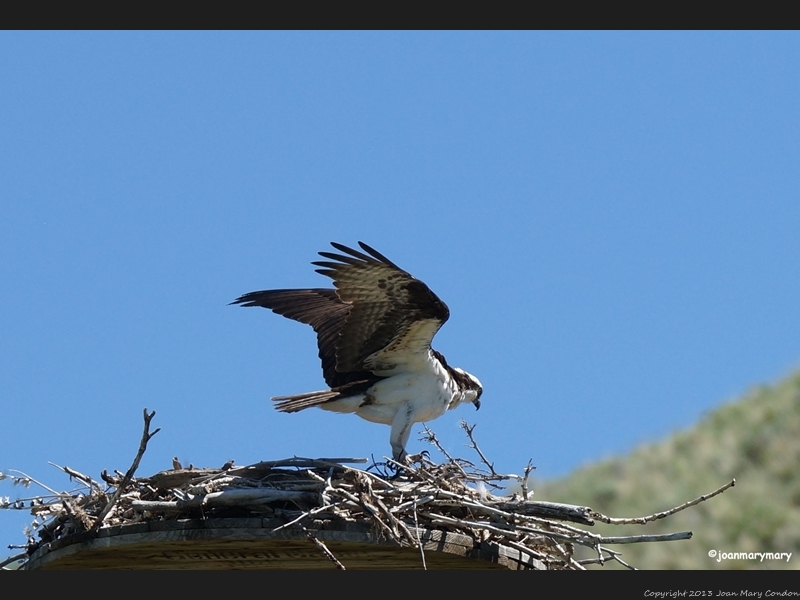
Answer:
xmin=355 ymin=354 xmax=457 ymax=425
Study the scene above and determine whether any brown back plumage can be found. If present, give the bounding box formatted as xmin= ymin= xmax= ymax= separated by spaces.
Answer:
xmin=312 ymin=242 xmax=450 ymax=373
xmin=231 ymin=241 xmax=451 ymax=385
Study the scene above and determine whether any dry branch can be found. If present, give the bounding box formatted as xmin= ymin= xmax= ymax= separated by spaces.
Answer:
xmin=303 ymin=526 xmax=346 ymax=570
xmin=591 ymin=479 xmax=736 ymax=525
xmin=90 ymin=408 xmax=160 ymax=531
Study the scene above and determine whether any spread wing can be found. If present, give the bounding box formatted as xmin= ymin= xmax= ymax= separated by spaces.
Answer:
xmin=231 ymin=241 xmax=450 ymax=385
xmin=230 ymin=288 xmax=370 ymax=387
xmin=312 ymin=241 xmax=450 ymax=374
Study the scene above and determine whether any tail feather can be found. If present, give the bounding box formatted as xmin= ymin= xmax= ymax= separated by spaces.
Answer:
xmin=272 ymin=389 xmax=342 ymax=412
xmin=271 ymin=378 xmax=380 ymax=413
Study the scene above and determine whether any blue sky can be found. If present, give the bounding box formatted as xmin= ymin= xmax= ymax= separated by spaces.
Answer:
xmin=2 ymin=31 xmax=800 ymax=554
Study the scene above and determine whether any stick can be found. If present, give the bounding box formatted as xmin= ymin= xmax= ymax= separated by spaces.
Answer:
xmin=520 ymin=460 xmax=535 ymax=500
xmin=90 ymin=409 xmax=160 ymax=531
xmin=132 ymin=488 xmax=321 ymax=513
xmin=3 ymin=470 xmax=60 ymax=496
xmin=303 ymin=526 xmax=346 ymax=570
xmin=592 ymin=479 xmax=735 ymax=525
xmin=413 ymin=496 xmax=427 ymax=570
xmin=270 ymin=501 xmax=345 ymax=532
xmin=461 ymin=420 xmax=497 ymax=475
xmin=49 ymin=463 xmax=105 ymax=494
xmin=599 ymin=531 xmax=692 ymax=544
xmin=420 ymin=425 xmax=457 ymax=464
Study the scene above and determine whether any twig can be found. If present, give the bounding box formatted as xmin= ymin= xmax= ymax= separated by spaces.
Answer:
xmin=505 ymin=539 xmax=554 ymax=566
xmin=303 ymin=526 xmax=346 ymax=570
xmin=390 ymin=494 xmax=436 ymax=514
xmin=420 ymin=425 xmax=457 ymax=464
xmin=548 ymin=539 xmax=585 ymax=571
xmin=520 ymin=460 xmax=535 ymax=499
xmin=270 ymin=501 xmax=346 ymax=533
xmin=48 ymin=463 xmax=105 ymax=494
xmin=131 ymin=488 xmax=320 ymax=512
xmin=599 ymin=532 xmax=692 ymax=544
xmin=592 ymin=479 xmax=736 ymax=525
xmin=419 ymin=511 xmax=522 ymax=538
xmin=599 ymin=546 xmax=637 ymax=570
xmin=3 ymin=470 xmax=60 ymax=496
xmin=62 ymin=499 xmax=93 ymax=531
xmin=90 ymin=408 xmax=160 ymax=531
xmin=413 ymin=496 xmax=427 ymax=570
xmin=461 ymin=420 xmax=497 ymax=475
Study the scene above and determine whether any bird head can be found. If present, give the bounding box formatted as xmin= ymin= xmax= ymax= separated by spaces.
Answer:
xmin=454 ymin=368 xmax=483 ymax=410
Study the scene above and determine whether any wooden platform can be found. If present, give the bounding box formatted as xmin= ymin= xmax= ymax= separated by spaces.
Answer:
xmin=25 ymin=517 xmax=545 ymax=570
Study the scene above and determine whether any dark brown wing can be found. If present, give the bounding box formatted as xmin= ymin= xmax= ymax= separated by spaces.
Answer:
xmin=312 ymin=241 xmax=450 ymax=373
xmin=230 ymin=288 xmax=372 ymax=387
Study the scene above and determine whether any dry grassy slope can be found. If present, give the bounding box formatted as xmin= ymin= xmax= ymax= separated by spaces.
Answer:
xmin=533 ymin=369 xmax=800 ymax=569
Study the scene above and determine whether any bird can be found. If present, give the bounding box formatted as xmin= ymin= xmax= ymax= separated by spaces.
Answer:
xmin=231 ymin=241 xmax=483 ymax=462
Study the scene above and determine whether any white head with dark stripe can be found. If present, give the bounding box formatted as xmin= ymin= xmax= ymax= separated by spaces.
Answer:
xmin=452 ymin=367 xmax=483 ymax=410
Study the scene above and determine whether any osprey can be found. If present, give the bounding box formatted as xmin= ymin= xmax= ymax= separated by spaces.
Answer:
xmin=231 ymin=241 xmax=483 ymax=462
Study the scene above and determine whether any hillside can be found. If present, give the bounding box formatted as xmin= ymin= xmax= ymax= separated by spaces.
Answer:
xmin=533 ymin=369 xmax=800 ymax=569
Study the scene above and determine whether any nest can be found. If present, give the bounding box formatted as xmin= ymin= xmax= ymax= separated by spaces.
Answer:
xmin=1 ymin=409 xmax=734 ymax=570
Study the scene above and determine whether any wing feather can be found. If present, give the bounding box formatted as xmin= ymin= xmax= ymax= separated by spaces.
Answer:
xmin=232 ymin=241 xmax=450 ymax=383
xmin=314 ymin=242 xmax=450 ymax=373
xmin=230 ymin=288 xmax=370 ymax=387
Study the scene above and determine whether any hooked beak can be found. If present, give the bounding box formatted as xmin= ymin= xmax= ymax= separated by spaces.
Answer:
xmin=473 ymin=398 xmax=481 ymax=411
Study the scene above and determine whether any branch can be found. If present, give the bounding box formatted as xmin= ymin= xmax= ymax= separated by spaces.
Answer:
xmin=461 ymin=420 xmax=496 ymax=474
xmin=420 ymin=425 xmax=457 ymax=463
xmin=48 ymin=463 xmax=105 ymax=494
xmin=599 ymin=531 xmax=692 ymax=544
xmin=598 ymin=546 xmax=637 ymax=570
xmin=592 ymin=479 xmax=735 ymax=525
xmin=90 ymin=409 xmax=160 ymax=531
xmin=131 ymin=488 xmax=319 ymax=513
xmin=270 ymin=501 xmax=346 ymax=533
xmin=412 ymin=496 xmax=427 ymax=570
xmin=2 ymin=470 xmax=60 ymax=496
xmin=303 ymin=526 xmax=346 ymax=570
xmin=520 ymin=460 xmax=535 ymax=500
